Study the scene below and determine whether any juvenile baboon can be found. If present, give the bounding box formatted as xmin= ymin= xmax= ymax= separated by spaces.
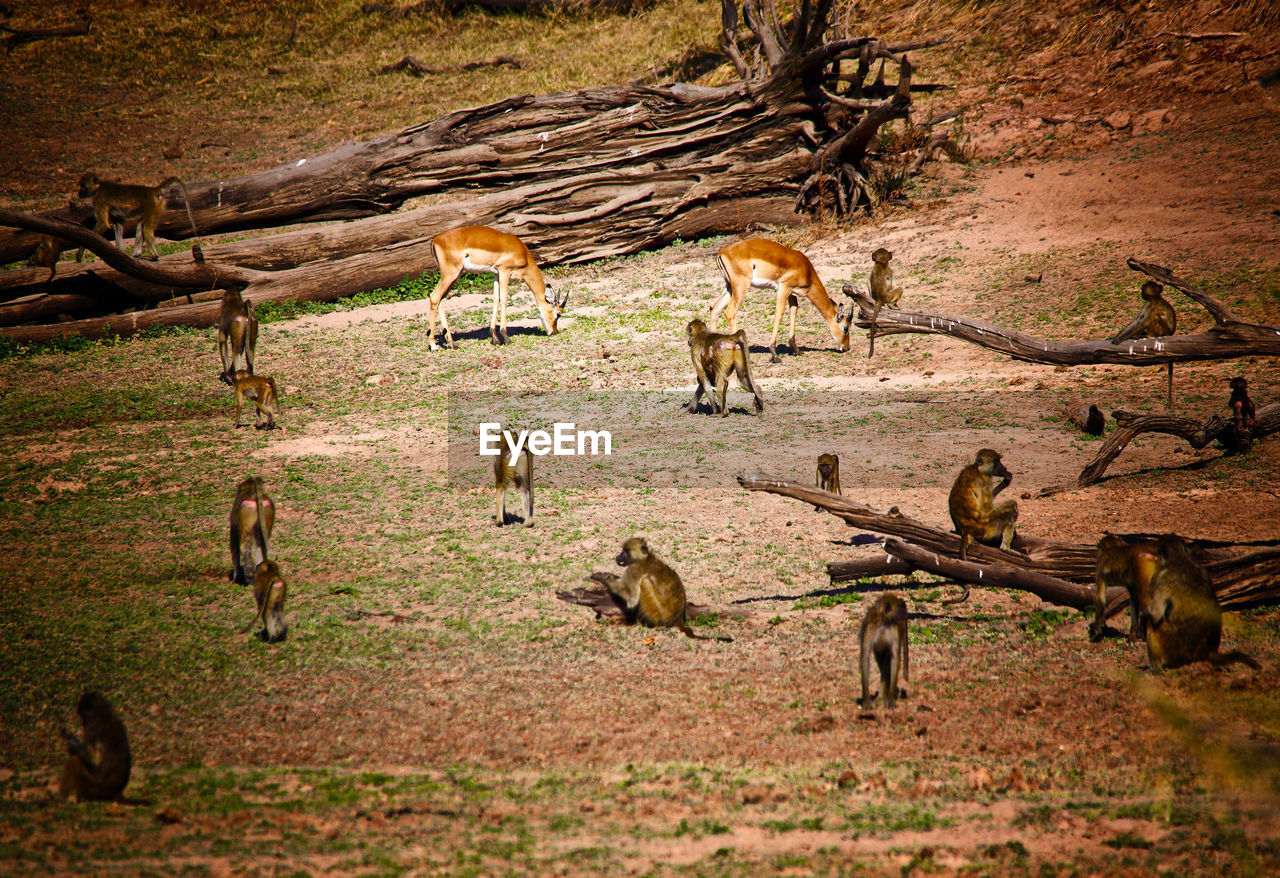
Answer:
xmin=1092 ymin=533 xmax=1159 ymax=643
xmin=427 ymin=225 xmax=568 ymax=349
xmin=232 ymin=370 xmax=278 ymax=430
xmin=948 ymin=448 xmax=1017 ymax=561
xmin=815 ymin=453 xmax=841 ymax=511
xmin=816 ymin=452 xmax=841 ymax=494
xmin=1110 ymin=280 xmax=1178 ymax=407
xmin=27 ymin=234 xmax=71 ymax=281
xmin=59 ymin=692 xmax=131 ymax=802
xmin=76 ymin=172 xmax=198 ymax=261
xmin=217 ymin=289 xmax=258 ymax=383
xmin=685 ymin=318 xmax=764 ymax=416
xmin=866 ymin=247 xmax=904 ymax=357
xmin=858 ymin=594 xmax=909 ymax=709
xmin=493 ymin=431 xmax=533 ymax=527
xmin=588 ymin=537 xmax=731 ymax=642
xmin=229 ymin=477 xmax=274 ymax=586
xmin=710 ymin=238 xmax=853 ymax=362
xmin=248 ymin=560 xmax=288 ymax=643
xmin=1227 ymin=377 xmax=1256 ymax=431
xmin=1144 ymin=534 xmax=1260 ymax=672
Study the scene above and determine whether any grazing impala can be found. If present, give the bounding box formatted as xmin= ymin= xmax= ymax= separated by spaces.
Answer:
xmin=710 ymin=238 xmax=854 ymax=362
xmin=426 ymin=226 xmax=568 ymax=349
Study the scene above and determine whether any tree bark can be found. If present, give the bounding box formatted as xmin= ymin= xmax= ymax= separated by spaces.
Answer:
xmin=737 ymin=470 xmax=1280 ymax=609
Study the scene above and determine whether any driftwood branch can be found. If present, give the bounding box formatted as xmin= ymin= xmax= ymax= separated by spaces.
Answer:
xmin=1071 ymin=403 xmax=1280 ymax=489
xmin=738 ymin=471 xmax=1280 ymax=609
xmin=841 ymin=259 xmax=1280 ymax=365
xmin=882 ymin=538 xmax=1093 ymax=608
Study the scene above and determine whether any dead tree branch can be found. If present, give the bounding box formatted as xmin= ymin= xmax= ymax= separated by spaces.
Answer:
xmin=1071 ymin=402 xmax=1280 ymax=489
xmin=738 ymin=471 xmax=1280 ymax=609
xmin=841 ymin=259 xmax=1280 ymax=364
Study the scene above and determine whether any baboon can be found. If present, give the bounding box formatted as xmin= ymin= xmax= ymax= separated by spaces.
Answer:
xmin=1110 ymin=280 xmax=1178 ymax=407
xmin=59 ymin=692 xmax=131 ymax=802
xmin=710 ymin=238 xmax=853 ymax=362
xmin=427 ymin=225 xmax=568 ymax=349
xmin=232 ymin=370 xmax=278 ymax=430
xmin=217 ymin=289 xmax=258 ymax=383
xmin=229 ymin=476 xmax=274 ymax=586
xmin=858 ymin=594 xmax=909 ymax=709
xmin=27 ymin=234 xmax=71 ymax=281
xmin=1092 ymin=534 xmax=1159 ymax=643
xmin=946 ymin=448 xmax=1017 ymax=604
xmin=948 ymin=449 xmax=1017 ymax=561
xmin=1227 ymin=377 xmax=1256 ymax=431
xmin=588 ymin=537 xmax=731 ymax=642
xmin=815 ymin=453 xmax=840 ymax=511
xmin=685 ymin=318 xmax=765 ymax=416
xmin=493 ymin=431 xmax=533 ymax=527
xmin=248 ymin=560 xmax=288 ymax=643
xmin=76 ymin=172 xmax=198 ymax=261
xmin=1144 ymin=534 xmax=1259 ymax=672
xmin=866 ymin=247 xmax=904 ymax=357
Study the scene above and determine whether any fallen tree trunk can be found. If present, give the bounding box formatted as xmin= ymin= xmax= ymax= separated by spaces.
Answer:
xmin=738 ymin=471 xmax=1280 ymax=609
xmin=841 ymin=258 xmax=1280 ymax=364
xmin=1070 ymin=402 xmax=1280 ymax=489
xmin=0 ymin=0 xmax=956 ymax=327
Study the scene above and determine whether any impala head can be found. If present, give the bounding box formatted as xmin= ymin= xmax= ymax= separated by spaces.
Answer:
xmin=834 ymin=292 xmax=857 ymax=350
xmin=538 ymin=285 xmax=570 ymax=335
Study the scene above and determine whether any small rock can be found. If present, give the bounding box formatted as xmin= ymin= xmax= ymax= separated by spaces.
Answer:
xmin=740 ymin=784 xmax=772 ymax=804
xmin=1104 ymin=111 xmax=1132 ymax=130
xmin=161 ymin=141 xmax=184 ymax=160
xmin=837 ymin=769 xmax=859 ymax=788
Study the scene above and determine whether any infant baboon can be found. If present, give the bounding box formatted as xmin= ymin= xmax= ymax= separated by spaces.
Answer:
xmin=59 ymin=692 xmax=131 ymax=802
xmin=1144 ymin=534 xmax=1259 ymax=672
xmin=858 ymin=594 xmax=909 ymax=709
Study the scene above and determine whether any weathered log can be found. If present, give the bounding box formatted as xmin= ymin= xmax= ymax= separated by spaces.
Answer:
xmin=826 ymin=556 xmax=914 ymax=582
xmin=738 ymin=471 xmax=1280 ymax=608
xmin=841 ymin=258 xmax=1280 ymax=364
xmin=738 ymin=470 xmax=1099 ymax=580
xmin=1072 ymin=402 xmax=1280 ymax=488
xmin=881 ymin=538 xmax=1094 ymax=609
xmin=1064 ymin=400 xmax=1105 ymax=436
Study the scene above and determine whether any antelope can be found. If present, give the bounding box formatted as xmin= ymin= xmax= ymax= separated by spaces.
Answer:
xmin=710 ymin=238 xmax=854 ymax=362
xmin=426 ymin=226 xmax=568 ymax=349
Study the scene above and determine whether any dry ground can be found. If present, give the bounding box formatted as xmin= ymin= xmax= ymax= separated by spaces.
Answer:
xmin=1 ymin=0 xmax=1279 ymax=875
